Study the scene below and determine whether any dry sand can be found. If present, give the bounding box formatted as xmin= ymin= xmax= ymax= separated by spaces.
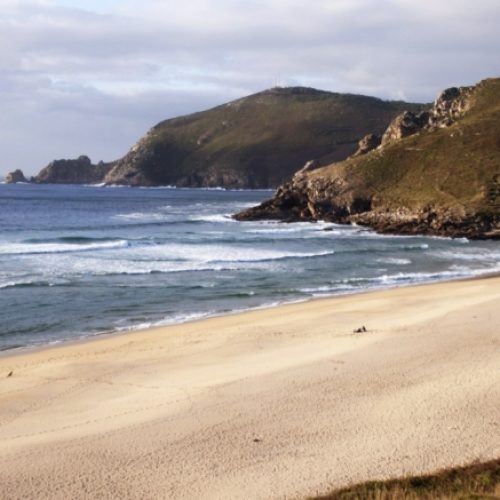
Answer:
xmin=0 ymin=277 xmax=499 ymax=499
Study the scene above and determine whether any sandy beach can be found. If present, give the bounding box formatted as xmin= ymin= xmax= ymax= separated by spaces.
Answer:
xmin=1 ymin=276 xmax=499 ymax=499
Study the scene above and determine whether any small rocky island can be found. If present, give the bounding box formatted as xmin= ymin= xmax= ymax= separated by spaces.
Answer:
xmin=5 ymin=156 xmax=113 ymax=185
xmin=235 ymin=78 xmax=500 ymax=240
xmin=5 ymin=169 xmax=28 ymax=183
xmin=32 ymin=156 xmax=113 ymax=184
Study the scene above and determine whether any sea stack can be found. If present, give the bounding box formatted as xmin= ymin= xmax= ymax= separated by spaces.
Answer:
xmin=5 ymin=169 xmax=28 ymax=184
xmin=32 ymin=156 xmax=113 ymax=184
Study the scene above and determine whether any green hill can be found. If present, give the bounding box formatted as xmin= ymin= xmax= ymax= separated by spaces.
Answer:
xmin=235 ymin=78 xmax=500 ymax=239
xmin=103 ymin=87 xmax=423 ymax=188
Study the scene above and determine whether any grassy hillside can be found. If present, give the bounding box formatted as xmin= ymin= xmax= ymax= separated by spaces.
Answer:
xmin=236 ymin=78 xmax=500 ymax=237
xmin=105 ymin=87 xmax=423 ymax=188
xmin=309 ymin=78 xmax=500 ymax=217
xmin=311 ymin=459 xmax=500 ymax=499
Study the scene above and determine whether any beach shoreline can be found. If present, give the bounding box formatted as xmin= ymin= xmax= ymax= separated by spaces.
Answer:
xmin=2 ymin=270 xmax=500 ymax=361
xmin=1 ymin=276 xmax=499 ymax=499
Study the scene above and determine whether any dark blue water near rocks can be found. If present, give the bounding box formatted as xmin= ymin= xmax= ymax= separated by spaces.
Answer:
xmin=1 ymin=183 xmax=499 ymax=351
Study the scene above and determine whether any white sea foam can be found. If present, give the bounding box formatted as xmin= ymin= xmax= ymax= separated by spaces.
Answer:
xmin=404 ymin=243 xmax=429 ymax=250
xmin=432 ymin=250 xmax=500 ymax=262
xmin=0 ymin=277 xmax=70 ymax=289
xmin=8 ymin=244 xmax=337 ymax=280
xmin=132 ymin=186 xmax=230 ymax=191
xmin=0 ymin=280 xmax=32 ymax=289
xmin=244 ymin=225 xmax=345 ymax=236
xmin=245 ymin=227 xmax=306 ymax=234
xmin=114 ymin=311 xmax=215 ymax=331
xmin=114 ymin=212 xmax=171 ymax=222
xmin=372 ymin=268 xmax=489 ymax=284
xmin=0 ymin=240 xmax=129 ymax=255
xmin=448 ymin=264 xmax=473 ymax=272
xmin=113 ymin=296 xmax=309 ymax=334
xmin=189 ymin=214 xmax=236 ymax=223
xmin=297 ymin=264 xmax=500 ymax=299
xmin=376 ymin=257 xmax=412 ymax=265
xmin=129 ymin=243 xmax=335 ymax=263
xmin=299 ymin=284 xmax=357 ymax=294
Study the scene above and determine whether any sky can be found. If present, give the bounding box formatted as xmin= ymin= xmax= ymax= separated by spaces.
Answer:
xmin=1 ymin=0 xmax=499 ymax=177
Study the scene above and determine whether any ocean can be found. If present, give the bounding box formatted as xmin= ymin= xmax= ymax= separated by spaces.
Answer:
xmin=1 ymin=183 xmax=499 ymax=351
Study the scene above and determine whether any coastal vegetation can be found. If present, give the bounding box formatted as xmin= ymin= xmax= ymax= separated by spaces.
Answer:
xmin=14 ymin=88 xmax=422 ymax=188
xmin=312 ymin=459 xmax=500 ymax=499
xmin=104 ymin=88 xmax=422 ymax=188
xmin=236 ymin=78 xmax=500 ymax=239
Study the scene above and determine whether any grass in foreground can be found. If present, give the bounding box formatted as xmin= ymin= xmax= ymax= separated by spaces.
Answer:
xmin=312 ymin=459 xmax=500 ymax=499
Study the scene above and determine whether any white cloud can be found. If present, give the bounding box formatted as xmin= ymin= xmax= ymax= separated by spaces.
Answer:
xmin=0 ymin=0 xmax=499 ymax=176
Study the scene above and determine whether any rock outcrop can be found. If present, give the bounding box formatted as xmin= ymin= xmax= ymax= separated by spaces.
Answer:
xmin=429 ymin=86 xmax=474 ymax=127
xmin=352 ymin=134 xmax=382 ymax=157
xmin=5 ymin=169 xmax=28 ymax=183
xmin=33 ymin=156 xmax=113 ymax=184
xmin=380 ymin=111 xmax=430 ymax=146
xmin=235 ymin=78 xmax=500 ymax=239
xmin=380 ymin=86 xmax=473 ymax=147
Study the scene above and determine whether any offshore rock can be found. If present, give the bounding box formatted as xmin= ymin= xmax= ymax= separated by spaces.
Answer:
xmin=5 ymin=169 xmax=28 ymax=183
xmin=33 ymin=156 xmax=113 ymax=184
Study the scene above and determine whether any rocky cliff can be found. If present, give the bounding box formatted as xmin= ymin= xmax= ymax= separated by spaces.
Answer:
xmin=102 ymin=87 xmax=423 ymax=188
xmin=235 ymin=78 xmax=500 ymax=239
xmin=33 ymin=156 xmax=113 ymax=184
xmin=5 ymin=169 xmax=28 ymax=183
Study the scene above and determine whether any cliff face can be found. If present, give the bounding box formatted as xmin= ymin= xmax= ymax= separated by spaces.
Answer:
xmin=33 ymin=156 xmax=113 ymax=184
xmin=103 ymin=87 xmax=424 ymax=188
xmin=5 ymin=169 xmax=28 ymax=183
xmin=235 ymin=79 xmax=500 ymax=239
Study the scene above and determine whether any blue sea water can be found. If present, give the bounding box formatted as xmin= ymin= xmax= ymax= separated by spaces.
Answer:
xmin=1 ymin=183 xmax=500 ymax=351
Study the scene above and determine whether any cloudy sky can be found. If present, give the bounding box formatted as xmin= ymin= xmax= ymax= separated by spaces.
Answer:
xmin=1 ymin=0 xmax=499 ymax=177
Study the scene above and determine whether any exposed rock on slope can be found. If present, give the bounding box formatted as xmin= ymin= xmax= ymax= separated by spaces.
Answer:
xmin=352 ymin=134 xmax=382 ymax=157
xmin=33 ymin=156 xmax=113 ymax=184
xmin=103 ymin=87 xmax=423 ymax=188
xmin=235 ymin=79 xmax=500 ymax=239
xmin=5 ymin=169 xmax=28 ymax=183
xmin=380 ymin=110 xmax=430 ymax=146
xmin=380 ymin=86 xmax=473 ymax=147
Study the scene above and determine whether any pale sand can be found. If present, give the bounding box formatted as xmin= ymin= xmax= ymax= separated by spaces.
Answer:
xmin=1 ymin=277 xmax=500 ymax=499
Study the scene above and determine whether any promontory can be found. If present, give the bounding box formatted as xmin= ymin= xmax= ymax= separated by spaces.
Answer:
xmin=30 ymin=88 xmax=423 ymax=188
xmin=235 ymin=78 xmax=500 ymax=239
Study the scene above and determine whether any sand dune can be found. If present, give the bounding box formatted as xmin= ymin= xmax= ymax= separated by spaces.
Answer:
xmin=1 ymin=277 xmax=499 ymax=499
